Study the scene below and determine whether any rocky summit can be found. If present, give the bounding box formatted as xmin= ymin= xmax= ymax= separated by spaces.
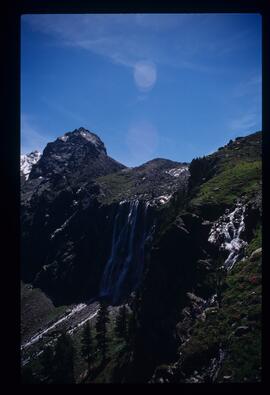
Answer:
xmin=20 ymin=150 xmax=42 ymax=183
xmin=21 ymin=129 xmax=262 ymax=384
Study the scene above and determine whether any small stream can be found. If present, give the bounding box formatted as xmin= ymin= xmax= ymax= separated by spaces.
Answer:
xmin=208 ymin=202 xmax=247 ymax=270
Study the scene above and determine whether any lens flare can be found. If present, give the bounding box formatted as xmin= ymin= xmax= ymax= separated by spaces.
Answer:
xmin=134 ymin=61 xmax=157 ymax=91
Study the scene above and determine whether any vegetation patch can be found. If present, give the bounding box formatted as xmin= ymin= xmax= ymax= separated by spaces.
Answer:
xmin=21 ymin=282 xmax=68 ymax=343
xmin=178 ymin=249 xmax=262 ymax=382
xmin=246 ymin=224 xmax=262 ymax=256
xmin=96 ymin=171 xmax=134 ymax=203
xmin=189 ymin=160 xmax=261 ymax=210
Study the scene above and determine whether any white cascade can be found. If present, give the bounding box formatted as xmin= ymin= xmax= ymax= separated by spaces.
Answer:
xmin=99 ymin=200 xmax=153 ymax=304
xmin=208 ymin=202 xmax=247 ymax=270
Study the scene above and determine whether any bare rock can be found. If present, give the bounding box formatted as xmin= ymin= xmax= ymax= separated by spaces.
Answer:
xmin=250 ymin=248 xmax=262 ymax=261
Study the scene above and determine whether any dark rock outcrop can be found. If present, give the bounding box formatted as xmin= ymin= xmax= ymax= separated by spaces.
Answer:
xmin=128 ymin=131 xmax=262 ymax=383
xmin=21 ymin=128 xmax=126 ymax=303
xmin=21 ymin=127 xmax=189 ymax=305
xmin=21 ymin=129 xmax=262 ymax=384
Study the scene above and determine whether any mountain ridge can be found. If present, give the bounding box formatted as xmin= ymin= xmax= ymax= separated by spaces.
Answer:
xmin=21 ymin=128 xmax=262 ymax=384
xmin=20 ymin=127 xmax=190 ymax=304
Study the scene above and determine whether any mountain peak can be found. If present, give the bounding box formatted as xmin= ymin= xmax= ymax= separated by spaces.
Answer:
xmin=20 ymin=151 xmax=42 ymax=180
xmin=57 ymin=127 xmax=107 ymax=154
xmin=24 ymin=127 xmax=125 ymax=182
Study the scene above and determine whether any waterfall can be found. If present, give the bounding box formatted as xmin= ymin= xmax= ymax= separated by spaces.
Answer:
xmin=208 ymin=202 xmax=247 ymax=270
xmin=99 ymin=200 xmax=154 ymax=304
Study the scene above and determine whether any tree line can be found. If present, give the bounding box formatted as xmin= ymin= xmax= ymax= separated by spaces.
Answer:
xmin=21 ymin=302 xmax=135 ymax=384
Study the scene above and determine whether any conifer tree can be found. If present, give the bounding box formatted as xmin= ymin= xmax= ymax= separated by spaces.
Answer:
xmin=126 ymin=310 xmax=137 ymax=349
xmin=53 ymin=332 xmax=75 ymax=383
xmin=81 ymin=321 xmax=95 ymax=372
xmin=115 ymin=305 xmax=128 ymax=340
xmin=40 ymin=345 xmax=54 ymax=382
xmin=95 ymin=301 xmax=110 ymax=363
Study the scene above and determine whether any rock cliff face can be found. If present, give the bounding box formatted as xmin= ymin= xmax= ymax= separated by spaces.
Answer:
xmin=21 ymin=127 xmax=189 ymax=305
xmin=129 ymin=131 xmax=262 ymax=383
xmin=21 ymin=128 xmax=127 ymax=303
xmin=21 ymin=128 xmax=262 ymax=383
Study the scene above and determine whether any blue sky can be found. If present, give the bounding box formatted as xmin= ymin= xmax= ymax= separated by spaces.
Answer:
xmin=21 ymin=13 xmax=261 ymax=167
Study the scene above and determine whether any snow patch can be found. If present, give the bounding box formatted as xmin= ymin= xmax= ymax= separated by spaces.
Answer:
xmin=165 ymin=166 xmax=189 ymax=177
xmin=21 ymin=303 xmax=87 ymax=350
xmin=58 ymin=135 xmax=69 ymax=142
xmin=79 ymin=130 xmax=100 ymax=146
xmin=20 ymin=151 xmax=42 ymax=180
xmin=68 ymin=310 xmax=99 ymax=335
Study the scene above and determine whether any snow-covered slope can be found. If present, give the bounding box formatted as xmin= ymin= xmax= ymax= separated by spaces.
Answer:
xmin=21 ymin=151 xmax=42 ymax=180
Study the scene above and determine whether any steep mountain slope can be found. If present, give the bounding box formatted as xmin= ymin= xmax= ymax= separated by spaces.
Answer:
xmin=21 ymin=129 xmax=262 ymax=384
xmin=21 ymin=127 xmax=189 ymax=305
xmin=123 ymin=131 xmax=262 ymax=383
xmin=96 ymin=158 xmax=189 ymax=205
xmin=21 ymin=127 xmax=125 ymax=303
